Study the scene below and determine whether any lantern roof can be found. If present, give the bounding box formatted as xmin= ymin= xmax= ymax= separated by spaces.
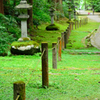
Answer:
xmin=15 ymin=0 xmax=32 ymax=9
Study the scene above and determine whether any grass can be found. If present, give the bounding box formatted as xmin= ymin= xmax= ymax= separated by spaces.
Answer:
xmin=32 ymin=18 xmax=69 ymax=48
xmin=67 ymin=21 xmax=100 ymax=49
xmin=1 ymin=51 xmax=100 ymax=100
xmin=0 ymin=17 xmax=100 ymax=100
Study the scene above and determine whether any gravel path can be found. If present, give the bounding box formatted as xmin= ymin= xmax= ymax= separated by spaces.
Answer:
xmin=77 ymin=10 xmax=100 ymax=22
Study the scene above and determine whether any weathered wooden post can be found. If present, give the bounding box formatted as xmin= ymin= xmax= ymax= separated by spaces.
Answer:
xmin=77 ymin=20 xmax=79 ymax=28
xmin=58 ymin=37 xmax=61 ymax=61
xmin=61 ymin=32 xmax=64 ymax=49
xmin=41 ymin=42 xmax=49 ymax=88
xmin=13 ymin=81 xmax=25 ymax=100
xmin=52 ymin=43 xmax=57 ymax=69
xmin=70 ymin=23 xmax=71 ymax=32
xmin=80 ymin=20 xmax=81 ymax=27
xmin=87 ymin=18 xmax=88 ymax=24
xmin=66 ymin=29 xmax=69 ymax=43
xmin=75 ymin=21 xmax=76 ymax=29
xmin=67 ymin=27 xmax=70 ymax=40
xmin=72 ymin=22 xmax=73 ymax=30
xmin=83 ymin=19 xmax=84 ymax=25
xmin=82 ymin=19 xmax=83 ymax=25
xmin=64 ymin=31 xmax=66 ymax=48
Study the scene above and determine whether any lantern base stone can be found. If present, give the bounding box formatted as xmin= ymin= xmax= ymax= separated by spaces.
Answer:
xmin=46 ymin=24 xmax=59 ymax=31
xmin=10 ymin=40 xmax=40 ymax=55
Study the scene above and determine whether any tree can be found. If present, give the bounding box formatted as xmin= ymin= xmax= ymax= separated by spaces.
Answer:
xmin=27 ymin=0 xmax=33 ymax=28
xmin=0 ymin=0 xmax=4 ymax=14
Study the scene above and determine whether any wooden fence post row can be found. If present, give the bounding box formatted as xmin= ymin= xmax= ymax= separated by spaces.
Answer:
xmin=52 ymin=42 xmax=57 ymax=69
xmin=64 ymin=31 xmax=67 ymax=48
xmin=75 ymin=21 xmax=77 ymax=29
xmin=41 ymin=42 xmax=49 ymax=88
xmin=80 ymin=20 xmax=81 ymax=27
xmin=58 ymin=37 xmax=61 ymax=61
xmin=13 ymin=81 xmax=25 ymax=100
xmin=61 ymin=32 xmax=64 ymax=50
xmin=71 ymin=22 xmax=73 ymax=30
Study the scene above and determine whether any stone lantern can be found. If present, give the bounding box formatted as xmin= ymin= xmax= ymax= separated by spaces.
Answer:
xmin=49 ymin=7 xmax=55 ymax=25
xmin=10 ymin=0 xmax=40 ymax=55
xmin=15 ymin=0 xmax=32 ymax=38
xmin=46 ymin=7 xmax=59 ymax=30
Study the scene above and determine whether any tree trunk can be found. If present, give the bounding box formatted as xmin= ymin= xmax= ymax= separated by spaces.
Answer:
xmin=0 ymin=0 xmax=4 ymax=14
xmin=13 ymin=0 xmax=16 ymax=7
xmin=55 ymin=0 xmax=62 ymax=4
xmin=27 ymin=0 xmax=33 ymax=28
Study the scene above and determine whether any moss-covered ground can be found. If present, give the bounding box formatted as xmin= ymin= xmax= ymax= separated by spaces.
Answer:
xmin=0 ymin=17 xmax=100 ymax=100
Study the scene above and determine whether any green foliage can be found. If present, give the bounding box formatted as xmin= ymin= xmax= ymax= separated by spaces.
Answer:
xmin=11 ymin=41 xmax=39 ymax=48
xmin=83 ymin=0 xmax=100 ymax=12
xmin=63 ymin=1 xmax=74 ymax=19
xmin=0 ymin=14 xmax=21 ymax=38
xmin=0 ymin=32 xmax=15 ymax=55
xmin=0 ymin=14 xmax=21 ymax=55
xmin=33 ymin=0 xmax=51 ymax=26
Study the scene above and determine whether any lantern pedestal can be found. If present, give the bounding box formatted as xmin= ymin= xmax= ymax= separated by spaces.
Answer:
xmin=21 ymin=20 xmax=27 ymax=37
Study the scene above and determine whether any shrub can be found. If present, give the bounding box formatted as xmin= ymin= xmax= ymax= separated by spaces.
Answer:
xmin=33 ymin=0 xmax=51 ymax=27
xmin=0 ymin=14 xmax=21 ymax=39
xmin=0 ymin=14 xmax=21 ymax=55
xmin=0 ymin=32 xmax=15 ymax=56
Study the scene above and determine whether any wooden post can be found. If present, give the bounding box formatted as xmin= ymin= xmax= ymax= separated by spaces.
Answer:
xmin=66 ymin=29 xmax=69 ymax=43
xmin=64 ymin=31 xmax=66 ymax=48
xmin=70 ymin=23 xmax=71 ymax=32
xmin=72 ymin=22 xmax=73 ymax=30
xmin=67 ymin=27 xmax=70 ymax=40
xmin=68 ymin=26 xmax=71 ymax=36
xmin=75 ymin=21 xmax=76 ymax=29
xmin=13 ymin=81 xmax=25 ymax=100
xmin=61 ymin=32 xmax=64 ymax=49
xmin=82 ymin=19 xmax=84 ymax=26
xmin=52 ymin=43 xmax=57 ymax=69
xmin=86 ymin=18 xmax=88 ymax=24
xmin=80 ymin=20 xmax=81 ymax=27
xmin=77 ymin=20 xmax=79 ymax=28
xmin=41 ymin=42 xmax=49 ymax=88
xmin=83 ymin=18 xmax=84 ymax=25
xmin=58 ymin=37 xmax=61 ymax=61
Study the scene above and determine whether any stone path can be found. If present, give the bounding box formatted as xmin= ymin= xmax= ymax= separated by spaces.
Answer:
xmin=77 ymin=10 xmax=100 ymax=22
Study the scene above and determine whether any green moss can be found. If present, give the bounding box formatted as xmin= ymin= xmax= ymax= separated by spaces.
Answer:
xmin=21 ymin=37 xmax=30 ymax=41
xmin=14 ymin=81 xmax=25 ymax=84
xmin=68 ymin=9 xmax=72 ymax=12
xmin=46 ymin=24 xmax=59 ymax=31
xmin=11 ymin=41 xmax=39 ymax=48
xmin=67 ymin=20 xmax=74 ymax=24
xmin=18 ymin=37 xmax=30 ymax=42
